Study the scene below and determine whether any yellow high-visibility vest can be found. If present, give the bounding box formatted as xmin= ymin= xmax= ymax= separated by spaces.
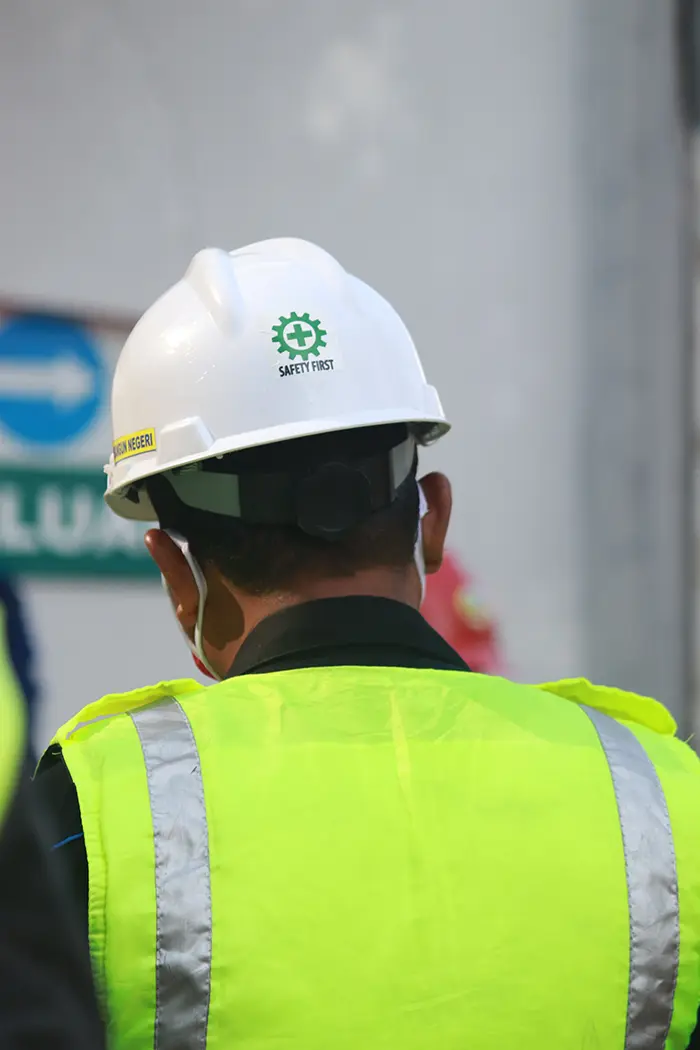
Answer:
xmin=0 ymin=603 xmax=25 ymax=824
xmin=49 ymin=669 xmax=700 ymax=1049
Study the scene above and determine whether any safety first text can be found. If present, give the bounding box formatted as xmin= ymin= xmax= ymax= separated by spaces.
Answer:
xmin=279 ymin=359 xmax=335 ymax=378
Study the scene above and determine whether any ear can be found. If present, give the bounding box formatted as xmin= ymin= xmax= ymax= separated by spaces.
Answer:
xmin=145 ymin=529 xmax=199 ymax=634
xmin=418 ymin=472 xmax=452 ymax=575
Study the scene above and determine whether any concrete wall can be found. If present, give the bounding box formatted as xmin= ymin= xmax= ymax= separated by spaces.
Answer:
xmin=0 ymin=0 xmax=688 ymax=748
xmin=577 ymin=0 xmax=692 ymax=728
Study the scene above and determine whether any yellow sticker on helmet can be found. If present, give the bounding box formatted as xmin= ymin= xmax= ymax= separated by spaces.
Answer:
xmin=113 ymin=428 xmax=157 ymax=464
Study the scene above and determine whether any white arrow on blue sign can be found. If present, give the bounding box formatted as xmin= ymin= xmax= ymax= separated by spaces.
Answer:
xmin=0 ymin=315 xmax=105 ymax=445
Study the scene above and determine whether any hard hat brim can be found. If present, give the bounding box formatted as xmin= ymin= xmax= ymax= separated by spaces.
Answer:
xmin=105 ymin=408 xmax=450 ymax=522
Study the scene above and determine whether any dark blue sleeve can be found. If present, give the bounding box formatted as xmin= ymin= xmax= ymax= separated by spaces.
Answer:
xmin=0 ymin=577 xmax=40 ymax=733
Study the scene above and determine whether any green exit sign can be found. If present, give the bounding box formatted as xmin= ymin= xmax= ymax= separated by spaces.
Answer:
xmin=0 ymin=467 xmax=156 ymax=578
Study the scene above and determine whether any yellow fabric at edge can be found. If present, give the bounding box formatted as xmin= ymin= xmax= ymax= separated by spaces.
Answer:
xmin=0 ymin=603 xmax=25 ymax=824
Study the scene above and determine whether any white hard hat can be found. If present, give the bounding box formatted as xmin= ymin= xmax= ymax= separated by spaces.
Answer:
xmin=104 ymin=237 xmax=449 ymax=521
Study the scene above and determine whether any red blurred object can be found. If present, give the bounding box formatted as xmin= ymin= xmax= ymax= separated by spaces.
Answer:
xmin=421 ymin=551 xmax=504 ymax=674
xmin=193 ymin=654 xmax=217 ymax=681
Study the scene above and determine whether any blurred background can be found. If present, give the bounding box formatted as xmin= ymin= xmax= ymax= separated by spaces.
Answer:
xmin=0 ymin=0 xmax=697 ymax=751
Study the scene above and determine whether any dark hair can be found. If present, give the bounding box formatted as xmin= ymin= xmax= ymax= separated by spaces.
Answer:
xmin=146 ymin=424 xmax=420 ymax=596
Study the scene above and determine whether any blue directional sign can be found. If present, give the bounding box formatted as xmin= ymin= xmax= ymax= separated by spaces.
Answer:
xmin=0 ymin=314 xmax=105 ymax=445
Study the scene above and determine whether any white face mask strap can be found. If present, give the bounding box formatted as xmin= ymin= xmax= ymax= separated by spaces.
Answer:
xmin=162 ymin=530 xmax=221 ymax=681
xmin=415 ymin=484 xmax=429 ymax=603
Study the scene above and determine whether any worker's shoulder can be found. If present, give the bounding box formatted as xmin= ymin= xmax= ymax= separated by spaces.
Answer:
xmin=421 ymin=667 xmax=689 ymax=745
xmin=51 ymin=677 xmax=207 ymax=748
xmin=370 ymin=667 xmax=677 ymax=736
xmin=534 ymin=676 xmax=677 ymax=736
xmin=456 ymin=672 xmax=700 ymax=777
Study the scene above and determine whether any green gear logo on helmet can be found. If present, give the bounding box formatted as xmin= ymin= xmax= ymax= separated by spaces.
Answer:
xmin=272 ymin=312 xmax=327 ymax=362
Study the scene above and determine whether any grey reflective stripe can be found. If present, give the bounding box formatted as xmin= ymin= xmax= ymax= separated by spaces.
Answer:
xmin=581 ymin=705 xmax=679 ymax=1050
xmin=131 ymin=698 xmax=212 ymax=1050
